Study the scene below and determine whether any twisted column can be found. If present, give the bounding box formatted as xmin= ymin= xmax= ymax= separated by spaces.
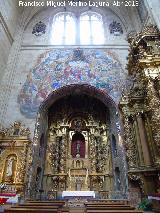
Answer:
xmin=121 ymin=107 xmax=137 ymax=169
xmin=89 ymin=134 xmax=97 ymax=173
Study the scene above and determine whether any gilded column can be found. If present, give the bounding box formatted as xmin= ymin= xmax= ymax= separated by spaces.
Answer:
xmin=133 ymin=117 xmax=144 ymax=166
xmin=85 ymin=132 xmax=89 ymax=158
xmin=145 ymin=114 xmax=156 ymax=162
xmin=145 ymin=78 xmax=160 ymax=164
xmin=89 ymin=134 xmax=97 ymax=173
xmin=121 ymin=104 xmax=138 ymax=170
xmin=59 ymin=134 xmax=66 ymax=173
xmin=136 ymin=113 xmax=152 ymax=166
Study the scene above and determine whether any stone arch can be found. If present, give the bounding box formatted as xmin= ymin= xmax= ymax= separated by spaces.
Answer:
xmin=27 ymin=83 xmax=127 ymax=199
xmin=36 ymin=84 xmax=117 ymax=150
xmin=39 ymin=84 xmax=116 ymax=113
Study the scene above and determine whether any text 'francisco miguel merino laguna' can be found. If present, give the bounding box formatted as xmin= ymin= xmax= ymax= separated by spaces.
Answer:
xmin=18 ymin=1 xmax=110 ymax=7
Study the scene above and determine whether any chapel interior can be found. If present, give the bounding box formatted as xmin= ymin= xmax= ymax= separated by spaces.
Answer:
xmin=0 ymin=0 xmax=160 ymax=212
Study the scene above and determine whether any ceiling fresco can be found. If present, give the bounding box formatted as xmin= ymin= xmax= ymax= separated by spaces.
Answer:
xmin=18 ymin=49 xmax=126 ymax=118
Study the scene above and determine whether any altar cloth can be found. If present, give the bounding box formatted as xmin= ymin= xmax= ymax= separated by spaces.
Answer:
xmin=148 ymin=196 xmax=160 ymax=201
xmin=0 ymin=194 xmax=19 ymax=203
xmin=62 ymin=191 xmax=95 ymax=198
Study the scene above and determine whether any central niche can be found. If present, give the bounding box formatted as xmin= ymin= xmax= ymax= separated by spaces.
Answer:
xmin=44 ymin=94 xmax=113 ymax=193
xmin=71 ymin=132 xmax=85 ymax=158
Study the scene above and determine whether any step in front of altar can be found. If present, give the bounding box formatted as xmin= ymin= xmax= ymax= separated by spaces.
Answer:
xmin=69 ymin=206 xmax=85 ymax=213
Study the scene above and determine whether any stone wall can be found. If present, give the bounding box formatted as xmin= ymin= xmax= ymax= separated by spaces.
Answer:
xmin=0 ymin=0 xmax=23 ymax=81
xmin=145 ymin=0 xmax=160 ymax=29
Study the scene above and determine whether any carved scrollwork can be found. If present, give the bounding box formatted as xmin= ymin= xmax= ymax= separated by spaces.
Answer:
xmin=58 ymin=176 xmax=66 ymax=191
xmin=109 ymin=21 xmax=123 ymax=36
xmin=32 ymin=21 xmax=46 ymax=36
xmin=48 ymin=142 xmax=59 ymax=173
xmin=51 ymin=176 xmax=58 ymax=191
xmin=127 ymin=25 xmax=160 ymax=74
xmin=16 ymin=149 xmax=26 ymax=183
xmin=89 ymin=135 xmax=97 ymax=172
xmin=120 ymin=107 xmax=137 ymax=169
xmin=123 ymin=23 xmax=160 ymax=168
xmin=145 ymin=79 xmax=160 ymax=154
xmin=128 ymin=173 xmax=144 ymax=193
xmin=127 ymin=25 xmax=160 ymax=48
xmin=95 ymin=137 xmax=108 ymax=173
xmin=0 ymin=121 xmax=30 ymax=137
xmin=129 ymin=73 xmax=146 ymax=98
xmin=59 ymin=136 xmax=67 ymax=173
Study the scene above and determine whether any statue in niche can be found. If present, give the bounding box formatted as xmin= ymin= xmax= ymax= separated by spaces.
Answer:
xmin=13 ymin=128 xmax=19 ymax=136
xmin=71 ymin=132 xmax=85 ymax=158
xmin=76 ymin=160 xmax=80 ymax=168
xmin=6 ymin=158 xmax=14 ymax=177
xmin=59 ymin=181 xmax=65 ymax=191
xmin=4 ymin=156 xmax=16 ymax=182
xmin=76 ymin=141 xmax=81 ymax=154
xmin=75 ymin=177 xmax=82 ymax=191
xmin=99 ymin=177 xmax=104 ymax=190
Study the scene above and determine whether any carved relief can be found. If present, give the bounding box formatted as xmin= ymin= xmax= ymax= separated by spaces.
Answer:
xmin=0 ymin=121 xmax=30 ymax=137
xmin=128 ymin=173 xmax=144 ymax=193
xmin=32 ymin=21 xmax=46 ymax=36
xmin=109 ymin=21 xmax=123 ymax=36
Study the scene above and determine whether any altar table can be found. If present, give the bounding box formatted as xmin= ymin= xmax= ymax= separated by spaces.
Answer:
xmin=62 ymin=191 xmax=95 ymax=198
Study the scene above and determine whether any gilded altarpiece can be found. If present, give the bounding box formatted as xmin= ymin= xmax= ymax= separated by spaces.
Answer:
xmin=43 ymin=95 xmax=113 ymax=195
xmin=119 ymin=25 xmax=160 ymax=196
xmin=0 ymin=122 xmax=31 ymax=194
